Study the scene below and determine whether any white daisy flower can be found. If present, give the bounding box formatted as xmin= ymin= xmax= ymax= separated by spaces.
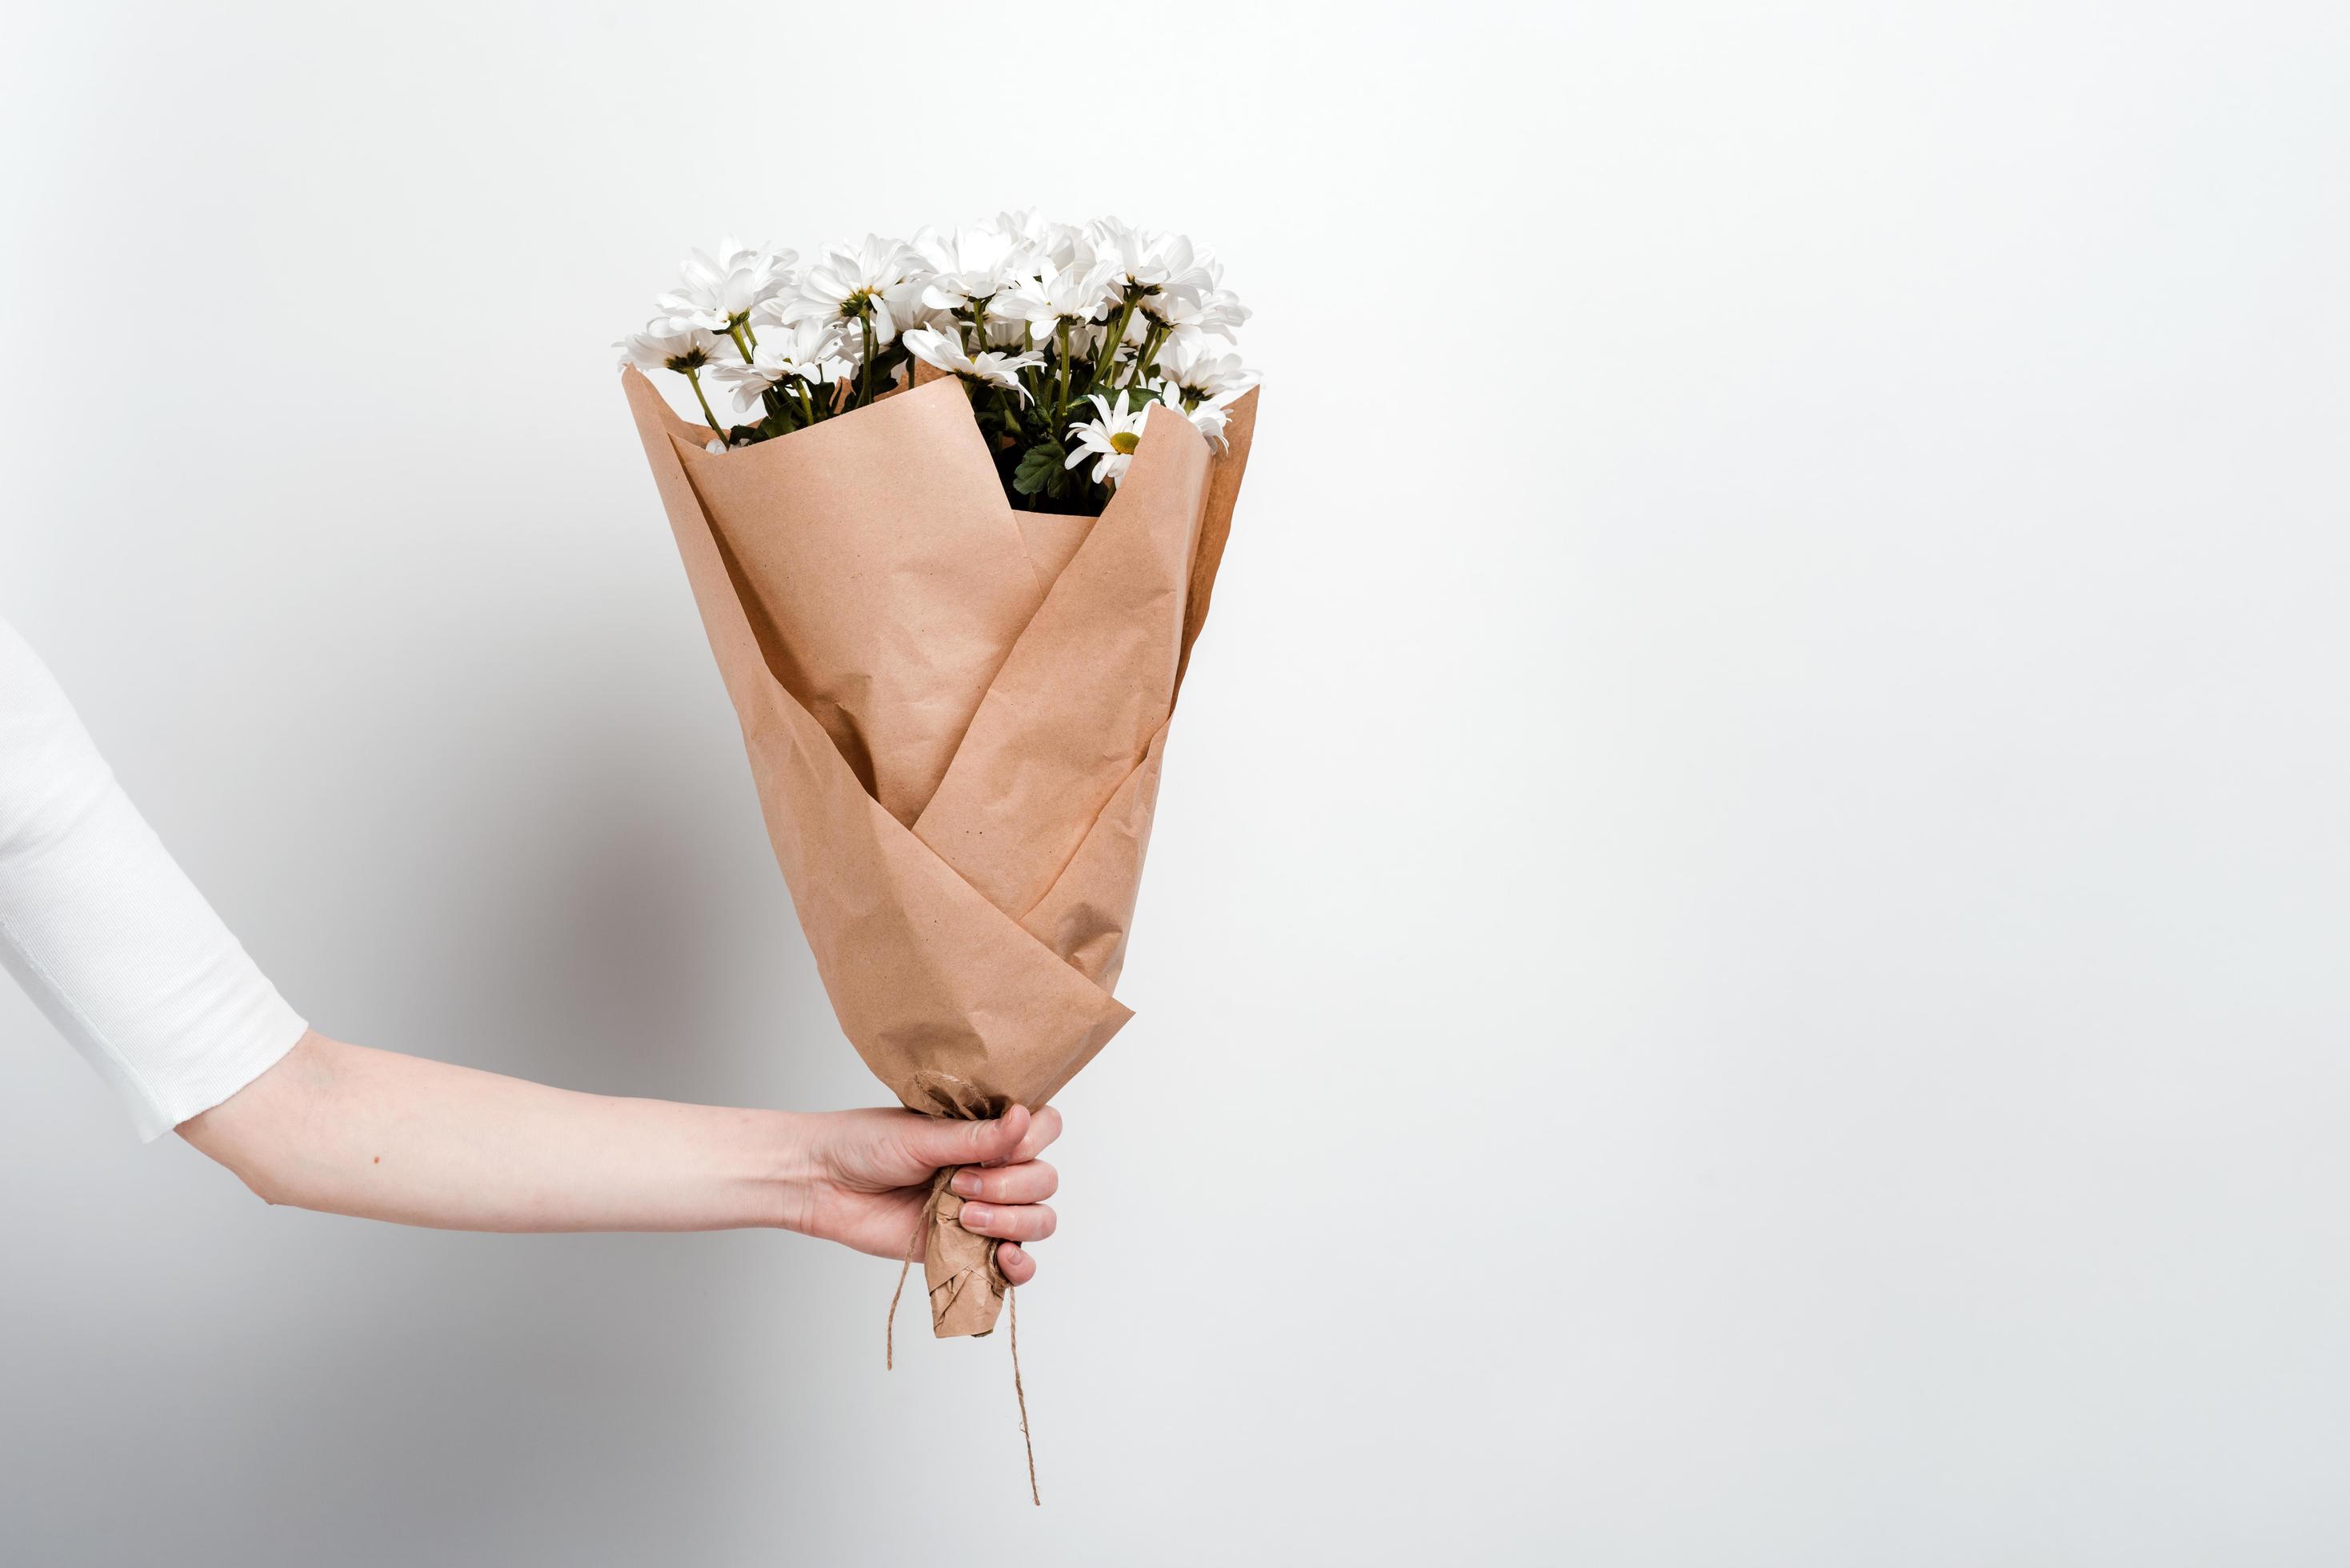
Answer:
xmin=615 ymin=319 xmax=725 ymax=374
xmin=1145 ymin=233 xmax=1219 ymax=301
xmin=1083 ymin=218 xmax=1218 ymax=303
xmin=988 ymin=208 xmax=1049 ymax=246
xmin=914 ymin=225 xmax=1038 ymax=314
xmin=1156 ymin=382 xmax=1232 ymax=450
xmin=887 ymin=282 xmax=954 ymax=342
xmin=1062 ymin=391 xmax=1153 ymax=486
xmin=705 ymin=318 xmax=850 ymax=409
xmin=1033 ymin=220 xmax=1094 ymax=276
xmin=1146 ymin=282 xmax=1251 ymax=346
xmin=777 ymin=234 xmax=926 ymax=346
xmin=1156 ymin=338 xmax=1256 ymax=402
xmin=656 ymin=238 xmax=796 ymax=333
xmin=982 ymin=313 xmax=1034 ymax=350
xmin=902 ymin=326 xmax=1044 ymax=399
xmin=1080 ymin=218 xmax=1160 ymax=290
xmin=616 ymin=319 xmax=732 ymax=434
xmin=993 ymin=259 xmax=1117 ymax=340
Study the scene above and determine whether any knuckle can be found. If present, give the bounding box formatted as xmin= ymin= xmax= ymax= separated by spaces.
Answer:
xmin=886 ymin=1132 xmax=934 ymax=1178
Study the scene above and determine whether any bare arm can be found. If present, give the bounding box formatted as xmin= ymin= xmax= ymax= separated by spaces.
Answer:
xmin=0 ymin=626 xmax=1058 ymax=1271
xmin=179 ymin=1031 xmax=1060 ymax=1282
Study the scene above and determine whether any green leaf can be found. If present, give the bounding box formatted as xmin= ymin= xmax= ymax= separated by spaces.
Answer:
xmin=1011 ymin=440 xmax=1068 ymax=497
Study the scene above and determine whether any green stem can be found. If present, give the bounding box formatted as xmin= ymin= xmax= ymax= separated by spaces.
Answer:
xmin=1052 ymin=320 xmax=1072 ymax=427
xmin=1088 ymin=297 xmax=1138 ymax=395
xmin=1136 ymin=324 xmax=1168 ymax=383
xmin=797 ymin=381 xmax=819 ymax=426
xmin=859 ymin=317 xmax=877 ymax=405
xmin=1013 ymin=325 xmax=1043 ymax=410
xmin=685 ymin=370 xmax=725 ymax=438
xmin=729 ymin=319 xmax=757 ymax=362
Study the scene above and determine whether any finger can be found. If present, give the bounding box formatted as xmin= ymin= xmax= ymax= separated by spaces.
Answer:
xmin=1008 ymin=1104 xmax=1063 ymax=1164
xmin=997 ymin=1243 xmax=1036 ymax=1286
xmin=971 ymin=1102 xmax=1030 ymax=1167
xmin=905 ymin=1104 xmax=1031 ymax=1170
xmin=957 ymin=1201 xmax=1056 ymax=1243
xmin=950 ymin=1160 xmax=1057 ymax=1205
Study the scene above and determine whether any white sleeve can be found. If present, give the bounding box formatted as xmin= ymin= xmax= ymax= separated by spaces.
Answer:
xmin=0 ymin=616 xmax=306 ymax=1140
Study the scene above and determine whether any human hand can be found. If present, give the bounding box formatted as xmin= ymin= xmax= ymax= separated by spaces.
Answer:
xmin=779 ymin=1104 xmax=1062 ymax=1285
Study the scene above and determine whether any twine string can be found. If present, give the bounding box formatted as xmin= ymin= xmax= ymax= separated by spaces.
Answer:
xmin=1010 ymin=1284 xmax=1038 ymax=1506
xmin=884 ymin=1182 xmax=942 ymax=1372
xmin=881 ymin=1166 xmax=1042 ymax=1506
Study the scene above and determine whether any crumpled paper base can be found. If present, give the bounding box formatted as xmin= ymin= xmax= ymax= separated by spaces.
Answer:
xmin=924 ymin=1166 xmax=1007 ymax=1338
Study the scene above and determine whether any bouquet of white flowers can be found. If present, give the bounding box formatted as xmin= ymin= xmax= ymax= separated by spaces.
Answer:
xmin=619 ymin=219 xmax=1259 ymax=1496
xmin=619 ymin=213 xmax=1255 ymax=511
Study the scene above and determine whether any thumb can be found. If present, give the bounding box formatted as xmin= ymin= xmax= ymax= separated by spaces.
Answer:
xmin=910 ymin=1104 xmax=1030 ymax=1170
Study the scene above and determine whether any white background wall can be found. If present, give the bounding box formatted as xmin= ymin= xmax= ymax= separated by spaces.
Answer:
xmin=2 ymin=2 xmax=2346 ymax=1562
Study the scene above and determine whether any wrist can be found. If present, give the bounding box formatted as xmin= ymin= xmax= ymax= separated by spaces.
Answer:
xmin=744 ymin=1108 xmax=831 ymax=1238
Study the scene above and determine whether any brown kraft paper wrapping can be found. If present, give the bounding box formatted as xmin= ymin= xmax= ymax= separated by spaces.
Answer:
xmin=622 ymin=366 xmax=1258 ymax=1335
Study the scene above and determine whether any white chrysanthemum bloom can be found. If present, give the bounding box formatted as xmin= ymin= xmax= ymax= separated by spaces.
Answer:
xmin=778 ymin=234 xmax=927 ymax=346
xmin=1146 ymin=233 xmax=1218 ymax=301
xmin=1081 ymin=218 xmax=1163 ymax=289
xmin=989 ymin=208 xmax=1049 ymax=246
xmin=1147 ymin=284 xmax=1251 ymax=346
xmin=705 ymin=318 xmax=850 ymax=408
xmin=902 ymin=326 xmax=1044 ymax=400
xmin=1156 ymin=382 xmax=1232 ymax=450
xmin=982 ymin=313 xmax=1033 ymax=350
xmin=1063 ymin=391 xmax=1154 ymax=486
xmin=994 ymin=260 xmax=1117 ymax=339
xmin=889 ymin=283 xmax=953 ymax=342
xmin=615 ymin=319 xmax=725 ymax=374
xmin=1082 ymin=218 xmax=1217 ymax=303
xmin=1157 ymin=339 xmax=1257 ymax=402
xmin=1034 ymin=220 xmax=1091 ymax=274
xmin=915 ymin=225 xmax=1037 ymax=314
xmin=657 ymin=238 xmax=796 ymax=332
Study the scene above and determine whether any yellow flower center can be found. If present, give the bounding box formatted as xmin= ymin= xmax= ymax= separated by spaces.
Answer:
xmin=1110 ymin=430 xmax=1140 ymax=454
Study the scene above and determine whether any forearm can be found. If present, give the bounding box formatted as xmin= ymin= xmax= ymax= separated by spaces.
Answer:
xmin=180 ymin=1031 xmax=810 ymax=1232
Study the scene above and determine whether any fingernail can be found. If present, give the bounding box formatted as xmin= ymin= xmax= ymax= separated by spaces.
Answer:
xmin=960 ymin=1202 xmax=993 ymax=1230
xmin=951 ymin=1170 xmax=981 ymax=1198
